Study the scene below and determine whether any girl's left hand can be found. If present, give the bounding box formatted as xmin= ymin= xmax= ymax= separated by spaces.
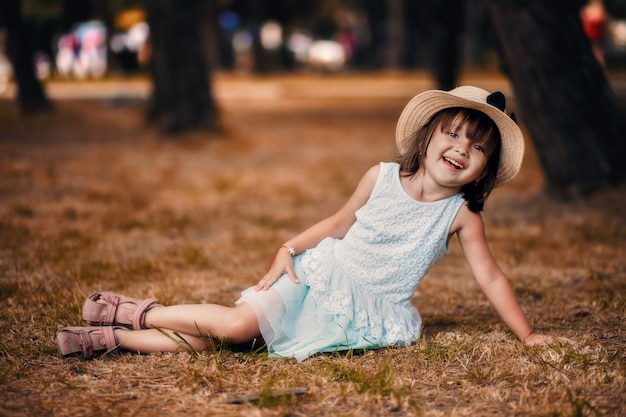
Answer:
xmin=255 ymin=248 xmax=299 ymax=291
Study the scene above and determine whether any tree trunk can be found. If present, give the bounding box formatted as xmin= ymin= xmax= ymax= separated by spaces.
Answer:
xmin=0 ymin=0 xmax=52 ymax=114
xmin=247 ymin=0 xmax=268 ymax=73
xmin=416 ymin=0 xmax=465 ymax=90
xmin=362 ymin=0 xmax=385 ymax=69
xmin=386 ymin=0 xmax=405 ymax=69
xmin=144 ymin=0 xmax=218 ymax=134
xmin=487 ymin=0 xmax=626 ymax=197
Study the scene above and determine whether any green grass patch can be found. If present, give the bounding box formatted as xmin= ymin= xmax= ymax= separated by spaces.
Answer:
xmin=0 ymin=282 xmax=19 ymax=301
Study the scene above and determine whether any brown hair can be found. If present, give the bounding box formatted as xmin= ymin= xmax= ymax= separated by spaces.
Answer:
xmin=395 ymin=107 xmax=502 ymax=212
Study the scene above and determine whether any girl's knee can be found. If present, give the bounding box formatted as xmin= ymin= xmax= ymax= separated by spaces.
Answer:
xmin=226 ymin=306 xmax=260 ymax=343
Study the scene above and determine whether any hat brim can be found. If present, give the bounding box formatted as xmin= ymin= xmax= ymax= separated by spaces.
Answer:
xmin=395 ymin=86 xmax=524 ymax=187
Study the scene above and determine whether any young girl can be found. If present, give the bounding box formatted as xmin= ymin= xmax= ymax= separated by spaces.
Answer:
xmin=57 ymin=86 xmax=556 ymax=361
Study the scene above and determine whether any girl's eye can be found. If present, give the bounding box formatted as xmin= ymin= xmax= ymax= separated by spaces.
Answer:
xmin=473 ymin=144 xmax=484 ymax=153
xmin=448 ymin=132 xmax=458 ymax=139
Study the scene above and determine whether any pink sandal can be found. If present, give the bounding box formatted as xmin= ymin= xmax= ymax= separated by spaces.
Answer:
xmin=57 ymin=326 xmax=124 ymax=359
xmin=82 ymin=291 xmax=161 ymax=330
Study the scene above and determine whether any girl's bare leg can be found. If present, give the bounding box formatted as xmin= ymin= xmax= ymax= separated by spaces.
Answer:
xmin=143 ymin=302 xmax=260 ymax=344
xmin=115 ymin=328 xmax=210 ymax=353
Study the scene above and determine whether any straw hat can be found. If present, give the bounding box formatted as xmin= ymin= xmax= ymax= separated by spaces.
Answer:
xmin=395 ymin=85 xmax=524 ymax=187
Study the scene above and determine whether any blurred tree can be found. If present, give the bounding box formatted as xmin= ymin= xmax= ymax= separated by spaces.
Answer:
xmin=144 ymin=0 xmax=218 ymax=133
xmin=0 ymin=0 xmax=52 ymax=113
xmin=487 ymin=0 xmax=626 ymax=196
xmin=359 ymin=0 xmax=385 ymax=69
xmin=416 ymin=0 xmax=465 ymax=90
xmin=603 ymin=0 xmax=626 ymax=17
xmin=386 ymin=0 xmax=404 ymax=69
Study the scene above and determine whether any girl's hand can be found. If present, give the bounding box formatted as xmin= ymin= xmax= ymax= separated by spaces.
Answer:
xmin=523 ymin=332 xmax=573 ymax=346
xmin=255 ymin=248 xmax=300 ymax=291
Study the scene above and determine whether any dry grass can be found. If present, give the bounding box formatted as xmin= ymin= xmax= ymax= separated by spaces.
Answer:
xmin=0 ymin=73 xmax=624 ymax=416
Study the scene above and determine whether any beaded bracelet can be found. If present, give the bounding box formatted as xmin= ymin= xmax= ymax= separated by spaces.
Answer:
xmin=280 ymin=245 xmax=296 ymax=257
xmin=267 ymin=245 xmax=296 ymax=271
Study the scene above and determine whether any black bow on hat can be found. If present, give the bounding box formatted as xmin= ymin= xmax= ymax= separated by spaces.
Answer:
xmin=487 ymin=92 xmax=518 ymax=124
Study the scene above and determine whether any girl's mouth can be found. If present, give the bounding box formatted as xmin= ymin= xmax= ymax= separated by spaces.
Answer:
xmin=443 ymin=156 xmax=464 ymax=170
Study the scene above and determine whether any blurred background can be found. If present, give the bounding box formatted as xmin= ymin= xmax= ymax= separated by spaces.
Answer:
xmin=1 ymin=0 xmax=626 ymax=196
xmin=1 ymin=0 xmax=625 ymax=89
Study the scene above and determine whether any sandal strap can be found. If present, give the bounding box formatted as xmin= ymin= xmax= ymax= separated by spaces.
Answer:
xmin=131 ymin=298 xmax=158 ymax=330
xmin=100 ymin=326 xmax=120 ymax=352
xmin=79 ymin=329 xmax=93 ymax=358
xmin=103 ymin=293 xmax=120 ymax=325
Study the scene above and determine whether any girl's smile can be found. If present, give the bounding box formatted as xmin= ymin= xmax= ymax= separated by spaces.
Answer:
xmin=426 ymin=121 xmax=489 ymax=188
xmin=442 ymin=155 xmax=465 ymax=170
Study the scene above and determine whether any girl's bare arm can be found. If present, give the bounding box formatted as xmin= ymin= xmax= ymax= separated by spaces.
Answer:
xmin=255 ymin=165 xmax=380 ymax=291
xmin=455 ymin=206 xmax=535 ymax=342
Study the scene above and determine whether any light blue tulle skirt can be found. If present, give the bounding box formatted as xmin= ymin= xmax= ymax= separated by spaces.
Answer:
xmin=236 ymin=255 xmax=388 ymax=361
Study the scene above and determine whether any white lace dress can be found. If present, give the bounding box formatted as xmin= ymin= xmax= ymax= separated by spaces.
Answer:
xmin=237 ymin=162 xmax=465 ymax=361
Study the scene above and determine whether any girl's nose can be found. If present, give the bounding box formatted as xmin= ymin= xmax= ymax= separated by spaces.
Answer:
xmin=454 ymin=141 xmax=469 ymax=156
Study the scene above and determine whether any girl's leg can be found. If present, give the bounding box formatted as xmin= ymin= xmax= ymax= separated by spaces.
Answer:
xmin=115 ymin=328 xmax=211 ymax=353
xmin=143 ymin=302 xmax=260 ymax=344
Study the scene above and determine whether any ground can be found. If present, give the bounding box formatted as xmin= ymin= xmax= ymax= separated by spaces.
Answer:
xmin=0 ymin=73 xmax=624 ymax=416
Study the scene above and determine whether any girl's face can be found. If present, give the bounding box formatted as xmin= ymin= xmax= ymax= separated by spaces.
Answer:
xmin=422 ymin=117 xmax=490 ymax=189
